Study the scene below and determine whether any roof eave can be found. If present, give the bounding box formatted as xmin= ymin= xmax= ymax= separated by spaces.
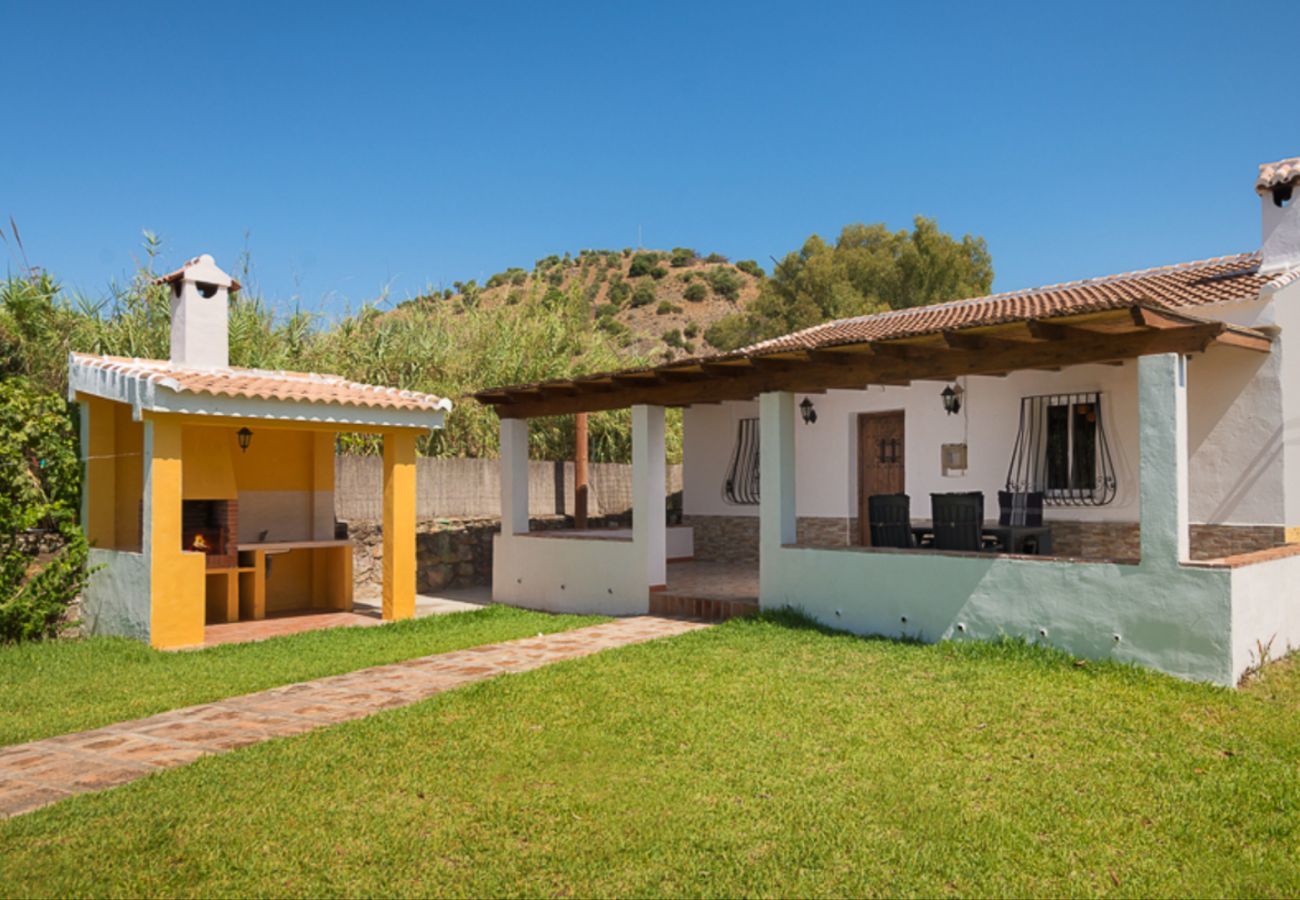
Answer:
xmin=68 ymin=356 xmax=448 ymax=432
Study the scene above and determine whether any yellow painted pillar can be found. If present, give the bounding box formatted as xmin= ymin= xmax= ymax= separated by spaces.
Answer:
xmin=382 ymin=431 xmax=417 ymax=621
xmin=80 ymin=396 xmax=117 ymax=548
xmin=146 ymin=417 xmax=206 ymax=648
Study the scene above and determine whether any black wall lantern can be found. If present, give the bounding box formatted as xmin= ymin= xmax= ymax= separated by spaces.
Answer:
xmin=799 ymin=397 xmax=817 ymax=425
xmin=237 ymin=427 xmax=253 ymax=453
xmin=941 ymin=383 xmax=963 ymax=416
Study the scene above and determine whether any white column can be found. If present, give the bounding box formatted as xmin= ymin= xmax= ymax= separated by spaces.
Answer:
xmin=1139 ymin=353 xmax=1189 ymax=566
xmin=499 ymin=417 xmax=529 ymax=536
xmin=760 ymin=391 xmax=797 ymax=554
xmin=632 ymin=404 xmax=667 ymax=588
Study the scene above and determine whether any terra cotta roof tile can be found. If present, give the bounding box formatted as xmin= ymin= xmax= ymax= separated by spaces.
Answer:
xmin=1256 ymin=157 xmax=1300 ymax=194
xmin=741 ymin=252 xmax=1270 ymax=354
xmin=68 ymin=354 xmax=451 ymax=413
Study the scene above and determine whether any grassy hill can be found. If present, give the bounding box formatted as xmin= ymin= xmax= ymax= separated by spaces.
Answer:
xmin=408 ymin=248 xmax=766 ymax=363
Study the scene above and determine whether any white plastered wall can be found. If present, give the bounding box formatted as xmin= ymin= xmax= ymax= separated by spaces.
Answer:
xmin=1264 ymin=280 xmax=1300 ymax=529
xmin=1230 ymin=554 xmax=1300 ymax=679
xmin=757 ymin=355 xmax=1241 ymax=686
xmin=687 ymin=364 xmax=1143 ymax=523
xmin=684 ymin=327 xmax=1286 ymax=529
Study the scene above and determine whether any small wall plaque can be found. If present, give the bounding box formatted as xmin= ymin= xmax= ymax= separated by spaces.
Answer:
xmin=941 ymin=442 xmax=968 ymax=477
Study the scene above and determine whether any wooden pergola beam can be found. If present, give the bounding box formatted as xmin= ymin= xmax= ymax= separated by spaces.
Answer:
xmin=490 ymin=320 xmax=1240 ymax=418
xmin=942 ymin=330 xmax=1037 ymax=352
xmin=1024 ymin=319 xmax=1103 ymax=342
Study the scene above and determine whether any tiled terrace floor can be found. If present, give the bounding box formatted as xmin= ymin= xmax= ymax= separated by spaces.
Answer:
xmin=664 ymin=561 xmax=759 ymax=601
xmin=0 ymin=616 xmax=709 ymax=819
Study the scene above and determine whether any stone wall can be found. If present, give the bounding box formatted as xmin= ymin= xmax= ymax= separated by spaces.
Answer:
xmin=685 ymin=515 xmax=852 ymax=562
xmin=684 ymin=514 xmax=1288 ymax=563
xmin=15 ymin=529 xmax=65 ymax=560
xmin=1190 ymin=524 xmax=1286 ymax=561
xmin=345 ymin=513 xmax=633 ymax=594
xmin=797 ymin=517 xmax=853 ymax=549
xmin=685 ymin=515 xmax=759 ymax=563
xmin=1050 ymin=522 xmax=1286 ymax=561
xmin=1047 ymin=522 xmax=1141 ymax=561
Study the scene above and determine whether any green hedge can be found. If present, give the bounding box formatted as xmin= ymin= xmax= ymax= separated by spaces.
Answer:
xmin=0 ymin=378 xmax=88 ymax=643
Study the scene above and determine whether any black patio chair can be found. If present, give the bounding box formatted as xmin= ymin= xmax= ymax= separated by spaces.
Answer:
xmin=930 ymin=492 xmax=991 ymax=552
xmin=868 ymin=493 xmax=914 ymax=549
xmin=996 ymin=490 xmax=1050 ymax=554
xmin=997 ymin=490 xmax=1044 ymax=527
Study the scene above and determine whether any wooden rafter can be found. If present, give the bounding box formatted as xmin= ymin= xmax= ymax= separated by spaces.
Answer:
xmin=477 ymin=306 xmax=1272 ymax=418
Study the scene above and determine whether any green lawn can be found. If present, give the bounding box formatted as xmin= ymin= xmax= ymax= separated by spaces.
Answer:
xmin=0 ymin=605 xmax=603 ymax=745
xmin=2 ymin=611 xmax=1298 ymax=897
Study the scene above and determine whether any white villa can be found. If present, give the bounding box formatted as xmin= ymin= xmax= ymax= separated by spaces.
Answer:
xmin=476 ymin=155 xmax=1300 ymax=687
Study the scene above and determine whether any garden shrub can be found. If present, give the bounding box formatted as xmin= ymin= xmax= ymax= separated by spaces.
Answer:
xmin=706 ymin=266 xmax=742 ymax=301
xmin=670 ymin=247 xmax=696 ymax=267
xmin=656 ymin=300 xmax=682 ymax=315
xmin=606 ymin=278 xmax=631 ymax=306
xmin=628 ymin=252 xmax=664 ymax=278
xmin=487 ymin=268 xmax=526 ymax=289
xmin=683 ymin=283 xmax=708 ymax=302
xmin=735 ymin=259 xmax=765 ymax=278
xmin=705 ymin=252 xmax=728 ymax=264
xmin=0 ymin=377 xmax=88 ymax=643
xmin=661 ymin=328 xmax=684 ymax=348
xmin=683 ymin=321 xmax=699 ymax=338
xmin=630 ymin=283 xmax=657 ymax=308
xmin=650 ymin=266 xmax=668 ymax=280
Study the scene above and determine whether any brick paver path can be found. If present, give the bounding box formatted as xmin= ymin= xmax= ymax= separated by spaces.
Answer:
xmin=0 ymin=616 xmax=708 ymax=819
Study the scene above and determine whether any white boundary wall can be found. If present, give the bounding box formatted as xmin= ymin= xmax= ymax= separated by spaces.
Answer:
xmin=1230 ymin=556 xmax=1300 ymax=678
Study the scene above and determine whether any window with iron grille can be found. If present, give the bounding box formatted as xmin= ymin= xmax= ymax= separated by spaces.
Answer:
xmin=1006 ymin=392 xmax=1117 ymax=506
xmin=722 ymin=417 xmax=760 ymax=505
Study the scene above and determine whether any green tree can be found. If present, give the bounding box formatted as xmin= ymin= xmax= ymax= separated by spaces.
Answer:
xmin=709 ymin=217 xmax=992 ymax=350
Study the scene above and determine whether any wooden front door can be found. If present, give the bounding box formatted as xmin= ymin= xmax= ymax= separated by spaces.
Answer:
xmin=857 ymin=411 xmax=906 ymax=546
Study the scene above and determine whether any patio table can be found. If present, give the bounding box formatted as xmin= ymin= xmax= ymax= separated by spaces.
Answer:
xmin=910 ymin=523 xmax=1053 ymax=555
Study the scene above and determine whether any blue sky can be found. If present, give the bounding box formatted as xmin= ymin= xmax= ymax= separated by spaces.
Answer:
xmin=4 ymin=1 xmax=1297 ymax=319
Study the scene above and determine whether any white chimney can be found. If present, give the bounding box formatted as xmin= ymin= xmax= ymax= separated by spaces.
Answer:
xmin=157 ymin=254 xmax=239 ymax=369
xmin=1258 ymin=156 xmax=1300 ymax=275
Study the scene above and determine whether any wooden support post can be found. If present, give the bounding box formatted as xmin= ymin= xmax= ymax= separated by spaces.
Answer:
xmin=575 ymin=412 xmax=589 ymax=530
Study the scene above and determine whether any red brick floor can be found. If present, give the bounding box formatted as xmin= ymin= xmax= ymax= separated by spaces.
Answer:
xmin=650 ymin=561 xmax=760 ymax=621
xmin=203 ymin=609 xmax=384 ymax=647
xmin=0 ymin=616 xmax=710 ymax=819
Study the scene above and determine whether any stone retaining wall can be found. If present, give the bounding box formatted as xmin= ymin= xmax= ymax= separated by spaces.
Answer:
xmin=345 ymin=513 xmax=633 ymax=594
